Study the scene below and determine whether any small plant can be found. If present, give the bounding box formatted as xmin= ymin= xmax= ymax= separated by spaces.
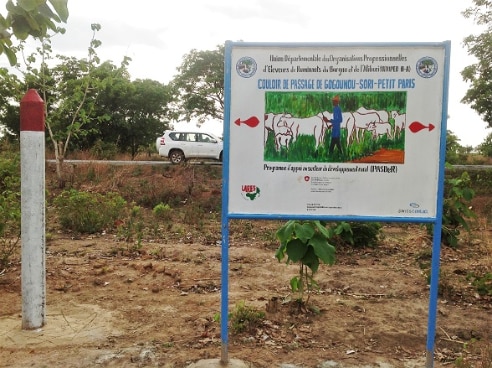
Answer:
xmin=427 ymin=170 xmax=476 ymax=247
xmin=331 ymin=221 xmax=382 ymax=247
xmin=153 ymin=202 xmax=172 ymax=220
xmin=275 ymin=220 xmax=336 ymax=304
xmin=117 ymin=205 xmax=145 ymax=249
xmin=453 ymin=336 xmax=492 ymax=368
xmin=0 ymin=152 xmax=21 ymax=270
xmin=54 ymin=189 xmax=127 ymax=234
xmin=90 ymin=139 xmax=118 ymax=160
xmin=467 ymin=272 xmax=492 ymax=297
xmin=228 ymin=301 xmax=265 ymax=334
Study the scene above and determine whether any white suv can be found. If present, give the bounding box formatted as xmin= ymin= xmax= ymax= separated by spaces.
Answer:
xmin=155 ymin=130 xmax=223 ymax=164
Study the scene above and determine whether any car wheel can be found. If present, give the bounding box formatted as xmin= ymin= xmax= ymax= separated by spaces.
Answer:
xmin=219 ymin=151 xmax=223 ymax=162
xmin=169 ymin=150 xmax=185 ymax=164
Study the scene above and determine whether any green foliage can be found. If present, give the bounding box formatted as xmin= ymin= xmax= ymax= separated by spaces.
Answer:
xmin=171 ymin=45 xmax=224 ymax=123
xmin=477 ymin=131 xmax=492 ymax=157
xmin=153 ymin=202 xmax=172 ymax=220
xmin=446 ymin=130 xmax=470 ymax=164
xmin=117 ymin=205 xmax=144 ymax=249
xmin=54 ymin=189 xmax=126 ymax=234
xmin=0 ymin=149 xmax=21 ymax=269
xmin=467 ymin=272 xmax=492 ymax=296
xmin=275 ymin=220 xmax=336 ymax=303
xmin=0 ymin=68 xmax=22 ymax=139
xmin=427 ymin=170 xmax=476 ymax=247
xmin=461 ymin=1 xmax=492 ymax=129
xmin=228 ymin=301 xmax=265 ymax=334
xmin=89 ymin=139 xmax=118 ymax=160
xmin=332 ymin=221 xmax=382 ymax=247
xmin=0 ymin=0 xmax=68 ymax=65
xmin=265 ymin=91 xmax=406 ymax=117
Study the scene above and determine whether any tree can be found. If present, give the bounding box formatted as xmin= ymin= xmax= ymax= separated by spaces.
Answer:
xmin=1 ymin=25 xmax=173 ymax=166
xmin=0 ymin=67 xmax=22 ymax=138
xmin=445 ymin=130 xmax=468 ymax=164
xmin=171 ymin=45 xmax=224 ymax=124
xmin=0 ymin=0 xmax=68 ymax=65
xmin=23 ymin=24 xmax=104 ymax=186
xmin=92 ymin=75 xmax=172 ymax=159
xmin=461 ymin=1 xmax=492 ymax=129
xmin=120 ymin=79 xmax=172 ymax=158
xmin=74 ymin=62 xmax=171 ymax=159
xmin=477 ymin=131 xmax=492 ymax=157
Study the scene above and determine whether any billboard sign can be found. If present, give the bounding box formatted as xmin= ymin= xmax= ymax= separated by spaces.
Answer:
xmin=225 ymin=42 xmax=450 ymax=220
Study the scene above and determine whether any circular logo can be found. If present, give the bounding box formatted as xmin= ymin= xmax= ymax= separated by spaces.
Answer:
xmin=416 ymin=56 xmax=438 ymax=78
xmin=236 ymin=56 xmax=257 ymax=78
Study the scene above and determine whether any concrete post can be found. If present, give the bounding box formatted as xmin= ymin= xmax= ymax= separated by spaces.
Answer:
xmin=20 ymin=89 xmax=46 ymax=329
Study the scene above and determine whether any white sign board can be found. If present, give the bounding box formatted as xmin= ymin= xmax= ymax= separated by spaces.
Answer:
xmin=225 ymin=42 xmax=449 ymax=220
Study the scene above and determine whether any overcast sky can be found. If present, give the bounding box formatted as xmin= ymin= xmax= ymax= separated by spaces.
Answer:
xmin=5 ymin=0 xmax=492 ymax=146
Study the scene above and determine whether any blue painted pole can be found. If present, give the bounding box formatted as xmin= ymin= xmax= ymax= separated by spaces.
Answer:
xmin=425 ymin=40 xmax=451 ymax=368
xmin=220 ymin=40 xmax=233 ymax=364
xmin=220 ymin=221 xmax=229 ymax=364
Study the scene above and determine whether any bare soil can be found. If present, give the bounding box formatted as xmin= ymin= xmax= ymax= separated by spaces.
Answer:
xmin=0 ymin=163 xmax=491 ymax=368
xmin=351 ymin=148 xmax=405 ymax=164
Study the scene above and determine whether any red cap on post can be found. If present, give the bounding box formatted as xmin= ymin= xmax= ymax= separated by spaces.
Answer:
xmin=20 ymin=89 xmax=45 ymax=132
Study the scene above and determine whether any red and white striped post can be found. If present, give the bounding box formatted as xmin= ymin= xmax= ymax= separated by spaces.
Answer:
xmin=20 ymin=89 xmax=46 ymax=330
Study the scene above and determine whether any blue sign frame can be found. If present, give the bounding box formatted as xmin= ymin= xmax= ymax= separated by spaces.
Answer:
xmin=221 ymin=41 xmax=451 ymax=368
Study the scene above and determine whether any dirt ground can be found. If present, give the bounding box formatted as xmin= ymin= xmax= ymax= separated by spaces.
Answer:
xmin=0 ymin=163 xmax=491 ymax=368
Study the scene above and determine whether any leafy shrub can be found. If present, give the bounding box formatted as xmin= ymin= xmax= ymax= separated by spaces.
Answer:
xmin=90 ymin=139 xmax=118 ymax=160
xmin=228 ymin=301 xmax=265 ymax=334
xmin=0 ymin=152 xmax=21 ymax=269
xmin=467 ymin=169 xmax=492 ymax=195
xmin=54 ymin=189 xmax=127 ymax=233
xmin=153 ymin=202 xmax=172 ymax=220
xmin=332 ymin=221 xmax=382 ymax=247
xmin=467 ymin=272 xmax=492 ymax=297
xmin=427 ymin=170 xmax=476 ymax=247
xmin=117 ymin=205 xmax=144 ymax=249
xmin=275 ymin=220 xmax=336 ymax=304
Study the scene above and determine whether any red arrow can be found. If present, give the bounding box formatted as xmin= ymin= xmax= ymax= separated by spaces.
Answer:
xmin=234 ymin=116 xmax=260 ymax=128
xmin=409 ymin=121 xmax=435 ymax=133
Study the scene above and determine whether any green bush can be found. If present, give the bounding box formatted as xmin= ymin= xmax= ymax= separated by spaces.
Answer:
xmin=466 ymin=169 xmax=492 ymax=195
xmin=90 ymin=139 xmax=118 ymax=160
xmin=153 ymin=202 xmax=172 ymax=220
xmin=117 ymin=205 xmax=144 ymax=249
xmin=467 ymin=272 xmax=492 ymax=297
xmin=0 ymin=151 xmax=21 ymax=269
xmin=332 ymin=221 xmax=382 ymax=247
xmin=427 ymin=170 xmax=476 ymax=247
xmin=228 ymin=301 xmax=265 ymax=334
xmin=54 ymin=189 xmax=127 ymax=234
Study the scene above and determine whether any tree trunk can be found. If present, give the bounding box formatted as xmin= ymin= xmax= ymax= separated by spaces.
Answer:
xmin=53 ymin=140 xmax=65 ymax=188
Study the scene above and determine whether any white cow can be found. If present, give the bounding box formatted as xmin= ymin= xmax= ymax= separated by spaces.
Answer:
xmin=357 ymin=106 xmax=389 ymax=123
xmin=391 ymin=111 xmax=406 ymax=138
xmin=275 ymin=131 xmax=293 ymax=151
xmin=278 ymin=114 xmax=326 ymax=149
xmin=367 ymin=121 xmax=394 ymax=140
xmin=264 ymin=112 xmax=291 ymax=147
xmin=346 ymin=111 xmax=381 ymax=145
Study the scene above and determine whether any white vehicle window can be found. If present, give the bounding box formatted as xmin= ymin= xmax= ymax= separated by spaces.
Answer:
xmin=186 ymin=133 xmax=198 ymax=142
